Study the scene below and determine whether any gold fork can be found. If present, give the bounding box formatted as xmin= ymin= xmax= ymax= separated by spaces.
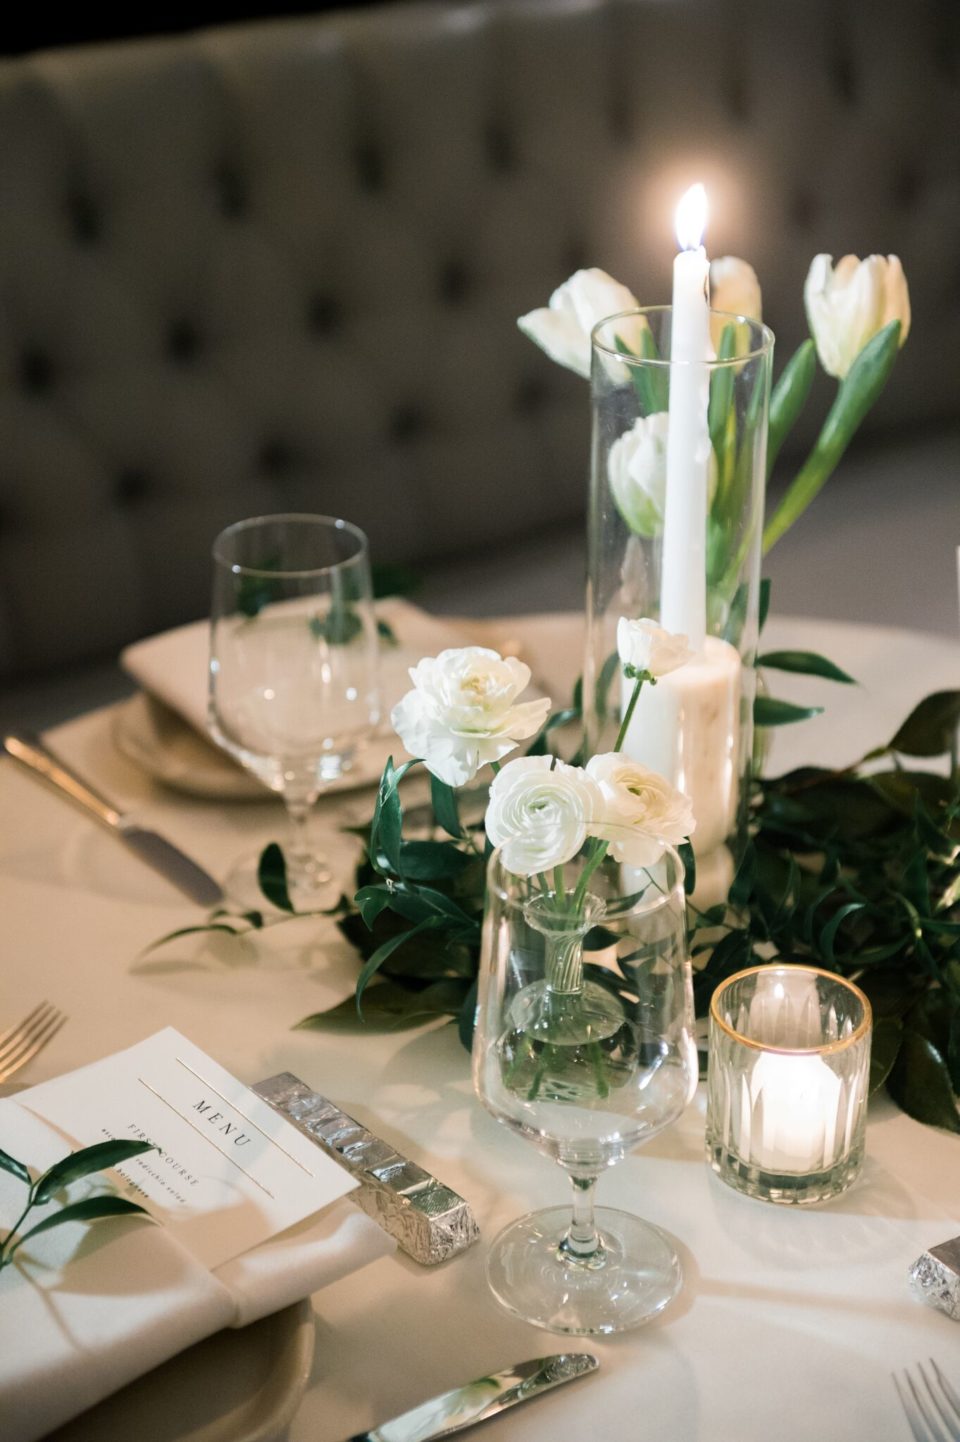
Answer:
xmin=0 ymin=1002 xmax=67 ymax=1084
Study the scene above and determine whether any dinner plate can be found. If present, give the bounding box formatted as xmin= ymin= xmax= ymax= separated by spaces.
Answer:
xmin=48 ymin=1297 xmax=315 ymax=1442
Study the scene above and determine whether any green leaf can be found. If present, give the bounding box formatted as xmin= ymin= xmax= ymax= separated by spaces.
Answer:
xmin=370 ymin=757 xmax=418 ymax=878
xmin=355 ymin=884 xmax=394 ymax=930
xmin=595 ymin=651 xmax=620 ymax=724
xmin=818 ymin=902 xmax=866 ymax=966
xmin=759 ymin=577 xmax=772 ymax=632
xmin=355 ymin=916 xmax=437 ymax=1014
xmin=888 ymin=691 xmax=960 ymax=758
xmin=397 ymin=842 xmax=473 ymax=881
xmin=678 ymin=840 xmax=697 ymax=897
xmin=430 ymin=774 xmax=463 ymax=839
xmin=258 ymin=843 xmax=295 ymax=912
xmin=617 ymin=327 xmax=668 ymax=414
xmin=754 ymin=696 xmax=824 ymax=727
xmin=886 ymin=1029 xmax=960 ymax=1134
xmin=0 ymin=1148 xmax=30 ymax=1187
xmin=708 ymin=322 xmax=737 ymax=459
xmin=869 ymin=1016 xmax=903 ymax=1094
xmin=763 ymin=321 xmax=901 ymax=553
xmin=376 ymin=618 xmax=399 ymax=648
xmin=298 ymin=978 xmax=469 ymax=1033
xmin=526 ymin=708 xmax=581 ymax=757
xmin=34 ymin=1140 xmax=157 ymax=1205
xmin=309 ymin=601 xmax=363 ymax=645
xmin=758 ymin=650 xmax=855 ymax=685
xmin=10 ymin=1197 xmax=151 ymax=1257
xmin=766 ymin=338 xmax=816 ymax=476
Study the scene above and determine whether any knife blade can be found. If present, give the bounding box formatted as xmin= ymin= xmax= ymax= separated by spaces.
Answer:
xmin=3 ymin=731 xmax=223 ymax=907
xmin=344 ymin=1354 xmax=599 ymax=1442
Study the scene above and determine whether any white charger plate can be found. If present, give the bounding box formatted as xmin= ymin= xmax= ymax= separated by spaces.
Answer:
xmin=47 ymin=1297 xmax=315 ymax=1442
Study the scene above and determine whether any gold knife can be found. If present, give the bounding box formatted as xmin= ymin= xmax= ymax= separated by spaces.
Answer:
xmin=3 ymin=731 xmax=223 ymax=907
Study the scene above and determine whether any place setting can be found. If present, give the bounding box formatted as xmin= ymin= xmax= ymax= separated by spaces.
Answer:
xmin=2 ymin=42 xmax=959 ymax=1440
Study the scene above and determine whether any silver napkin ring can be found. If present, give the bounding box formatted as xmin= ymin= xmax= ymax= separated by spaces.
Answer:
xmin=909 ymin=1236 xmax=960 ymax=1320
xmin=254 ymin=1072 xmax=479 ymax=1266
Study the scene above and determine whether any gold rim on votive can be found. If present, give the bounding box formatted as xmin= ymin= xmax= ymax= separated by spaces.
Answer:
xmin=709 ymin=963 xmax=873 ymax=1056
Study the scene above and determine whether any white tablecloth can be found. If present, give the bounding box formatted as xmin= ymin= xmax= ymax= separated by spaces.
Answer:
xmin=1 ymin=613 xmax=959 ymax=1442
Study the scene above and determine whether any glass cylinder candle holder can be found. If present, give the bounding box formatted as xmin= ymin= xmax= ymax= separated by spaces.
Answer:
xmin=705 ymin=964 xmax=872 ymax=1205
xmin=585 ymin=308 xmax=774 ymax=907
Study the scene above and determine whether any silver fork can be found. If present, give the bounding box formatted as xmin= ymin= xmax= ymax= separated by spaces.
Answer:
xmin=894 ymin=1361 xmax=960 ymax=1442
xmin=0 ymin=1002 xmax=67 ymax=1083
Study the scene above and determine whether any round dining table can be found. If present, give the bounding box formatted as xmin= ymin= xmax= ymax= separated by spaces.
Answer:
xmin=1 ymin=610 xmax=958 ymax=1442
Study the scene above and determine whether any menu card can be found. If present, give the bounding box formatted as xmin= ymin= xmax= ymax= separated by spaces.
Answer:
xmin=16 ymin=1028 xmax=358 ymax=1270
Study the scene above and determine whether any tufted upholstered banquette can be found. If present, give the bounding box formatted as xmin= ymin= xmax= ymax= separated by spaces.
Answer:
xmin=1 ymin=0 xmax=959 ymax=693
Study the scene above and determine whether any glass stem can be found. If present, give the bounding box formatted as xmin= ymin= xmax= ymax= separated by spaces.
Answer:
xmin=284 ymin=796 xmax=327 ymax=891
xmin=559 ymin=1173 xmax=604 ymax=1265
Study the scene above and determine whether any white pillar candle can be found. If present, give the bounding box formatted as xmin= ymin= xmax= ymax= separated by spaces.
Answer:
xmin=660 ymin=183 xmax=711 ymax=651
xmin=742 ymin=1050 xmax=842 ymax=1174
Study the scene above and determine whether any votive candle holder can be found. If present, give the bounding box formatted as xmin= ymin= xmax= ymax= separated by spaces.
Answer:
xmin=705 ymin=964 xmax=872 ymax=1204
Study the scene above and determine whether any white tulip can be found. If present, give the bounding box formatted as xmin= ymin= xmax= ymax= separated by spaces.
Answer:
xmin=391 ymin=647 xmax=550 ymax=788
xmin=485 ymin=756 xmax=602 ymax=877
xmin=609 ymin=413 xmax=718 ymax=537
xmin=617 ymin=617 xmax=694 ymax=678
xmin=517 ymin=268 xmax=640 ymax=379
xmin=804 ymin=253 xmax=911 ymax=379
xmin=608 ymin=411 xmax=670 ymax=536
xmin=586 ymin=753 xmax=695 ymax=867
xmin=709 ymin=256 xmax=762 ymax=353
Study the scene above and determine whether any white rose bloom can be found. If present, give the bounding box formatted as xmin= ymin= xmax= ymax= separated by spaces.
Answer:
xmin=517 ymin=268 xmax=640 ymax=379
xmin=586 ymin=753 xmax=695 ymax=867
xmin=391 ymin=647 xmax=550 ymax=788
xmin=709 ymin=256 xmax=762 ymax=353
xmin=485 ymin=756 xmax=602 ymax=877
xmin=617 ymin=617 xmax=694 ymax=677
xmin=804 ymin=253 xmax=911 ymax=380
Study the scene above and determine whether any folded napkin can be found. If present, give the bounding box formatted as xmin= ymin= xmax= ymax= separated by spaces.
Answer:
xmin=0 ymin=1098 xmax=394 ymax=1442
xmin=120 ymin=597 xmax=471 ymax=742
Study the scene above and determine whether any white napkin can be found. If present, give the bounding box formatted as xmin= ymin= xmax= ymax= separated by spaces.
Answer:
xmin=0 ymin=1100 xmax=394 ymax=1442
xmin=119 ymin=597 xmax=471 ymax=740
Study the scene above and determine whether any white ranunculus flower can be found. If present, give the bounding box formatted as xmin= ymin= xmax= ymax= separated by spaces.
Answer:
xmin=803 ymin=253 xmax=911 ymax=380
xmin=517 ymin=268 xmax=640 ymax=379
xmin=391 ymin=647 xmax=550 ymax=788
xmin=485 ymin=756 xmax=602 ymax=877
xmin=617 ymin=617 xmax=694 ymax=677
xmin=709 ymin=256 xmax=762 ymax=353
xmin=586 ymin=753 xmax=695 ymax=867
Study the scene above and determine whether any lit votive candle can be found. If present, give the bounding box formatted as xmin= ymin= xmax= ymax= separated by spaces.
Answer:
xmin=705 ymin=964 xmax=872 ymax=1205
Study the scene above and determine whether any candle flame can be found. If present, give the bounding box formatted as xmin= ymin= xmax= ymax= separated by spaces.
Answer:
xmin=675 ymin=183 xmax=708 ymax=251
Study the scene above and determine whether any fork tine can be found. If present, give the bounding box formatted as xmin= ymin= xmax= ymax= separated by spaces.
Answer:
xmin=0 ymin=1001 xmax=50 ymax=1054
xmin=917 ymin=1363 xmax=959 ymax=1442
xmin=896 ymin=1375 xmax=930 ymax=1442
xmin=0 ymin=1002 xmax=57 ymax=1069
xmin=0 ymin=1008 xmax=66 ymax=1082
xmin=931 ymin=1362 xmax=960 ymax=1425
xmin=909 ymin=1369 xmax=953 ymax=1442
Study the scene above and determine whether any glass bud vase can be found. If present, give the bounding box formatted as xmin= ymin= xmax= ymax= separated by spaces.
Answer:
xmin=585 ymin=307 xmax=774 ymax=905
xmin=474 ymin=846 xmax=697 ymax=1334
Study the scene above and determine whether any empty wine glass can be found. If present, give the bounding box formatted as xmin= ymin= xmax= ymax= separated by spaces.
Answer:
xmin=208 ymin=513 xmax=380 ymax=903
xmin=473 ymin=845 xmax=694 ymax=1334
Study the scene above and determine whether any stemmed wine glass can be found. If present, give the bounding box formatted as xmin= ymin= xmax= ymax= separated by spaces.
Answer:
xmin=473 ymin=844 xmax=695 ymax=1334
xmin=208 ymin=513 xmax=380 ymax=903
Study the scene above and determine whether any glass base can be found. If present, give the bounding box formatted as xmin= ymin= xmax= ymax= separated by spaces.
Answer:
xmin=707 ymin=1140 xmax=865 ymax=1205
xmin=485 ymin=1205 xmax=682 ymax=1335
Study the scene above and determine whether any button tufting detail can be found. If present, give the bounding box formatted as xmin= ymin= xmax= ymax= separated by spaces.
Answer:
xmin=67 ymin=192 xmax=101 ymax=245
xmin=307 ymin=294 xmax=344 ymax=337
xmin=389 ymin=405 xmax=428 ymax=443
xmin=115 ymin=468 xmax=152 ymax=506
xmin=19 ymin=349 xmax=55 ymax=395
xmin=166 ymin=319 xmax=203 ymax=363
xmin=439 ymin=261 xmax=472 ymax=305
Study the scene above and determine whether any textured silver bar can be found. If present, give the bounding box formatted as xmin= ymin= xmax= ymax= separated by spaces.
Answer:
xmin=909 ymin=1236 xmax=960 ymax=1320
xmin=253 ymin=1072 xmax=479 ymax=1265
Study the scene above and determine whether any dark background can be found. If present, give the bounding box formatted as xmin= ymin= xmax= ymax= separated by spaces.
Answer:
xmin=2 ymin=2 xmax=400 ymax=57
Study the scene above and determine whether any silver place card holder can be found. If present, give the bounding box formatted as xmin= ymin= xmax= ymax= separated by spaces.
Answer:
xmin=910 ymin=1236 xmax=960 ymax=1321
xmin=254 ymin=1072 xmax=479 ymax=1266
